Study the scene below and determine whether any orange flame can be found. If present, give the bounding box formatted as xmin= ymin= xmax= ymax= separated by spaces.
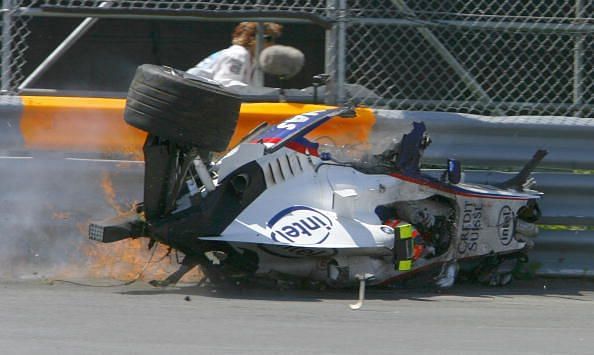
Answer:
xmin=77 ymin=238 xmax=203 ymax=282
xmin=54 ymin=172 xmax=204 ymax=283
xmin=101 ymin=172 xmax=126 ymax=216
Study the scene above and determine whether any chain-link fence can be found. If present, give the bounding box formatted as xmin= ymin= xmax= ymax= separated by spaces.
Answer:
xmin=344 ymin=0 xmax=593 ymax=117
xmin=1 ymin=0 xmax=31 ymax=94
xmin=1 ymin=0 xmax=592 ymax=117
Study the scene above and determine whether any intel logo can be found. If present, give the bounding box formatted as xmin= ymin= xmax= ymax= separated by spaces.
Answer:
xmin=267 ymin=206 xmax=333 ymax=245
xmin=498 ymin=205 xmax=514 ymax=246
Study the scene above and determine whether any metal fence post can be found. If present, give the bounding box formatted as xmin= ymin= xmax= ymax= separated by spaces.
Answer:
xmin=253 ymin=22 xmax=265 ymax=87
xmin=324 ymin=0 xmax=338 ymax=105
xmin=252 ymin=1 xmax=264 ymax=87
xmin=1 ymin=0 xmax=13 ymax=92
xmin=573 ymin=0 xmax=585 ymax=117
xmin=336 ymin=0 xmax=347 ymax=105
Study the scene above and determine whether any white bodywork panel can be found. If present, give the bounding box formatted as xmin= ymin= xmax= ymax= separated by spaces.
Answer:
xmin=203 ymin=145 xmax=535 ymax=253
xmin=453 ymin=196 xmax=526 ymax=259
xmin=215 ymin=143 xmax=265 ymax=181
xmin=200 ymin=142 xmax=540 ymax=285
xmin=204 ymin=149 xmax=396 ymax=250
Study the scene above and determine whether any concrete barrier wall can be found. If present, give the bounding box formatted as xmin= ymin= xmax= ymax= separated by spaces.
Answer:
xmin=0 ymin=96 xmax=25 ymax=152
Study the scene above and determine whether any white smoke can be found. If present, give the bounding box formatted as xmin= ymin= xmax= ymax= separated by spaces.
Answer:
xmin=0 ymin=154 xmax=143 ymax=280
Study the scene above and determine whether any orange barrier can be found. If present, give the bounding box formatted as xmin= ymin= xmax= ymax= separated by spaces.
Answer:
xmin=20 ymin=96 xmax=375 ymax=157
xmin=230 ymin=103 xmax=375 ymax=148
xmin=20 ymin=96 xmax=144 ymax=157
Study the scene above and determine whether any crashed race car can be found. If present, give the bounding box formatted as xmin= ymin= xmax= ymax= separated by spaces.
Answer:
xmin=89 ymin=64 xmax=546 ymax=292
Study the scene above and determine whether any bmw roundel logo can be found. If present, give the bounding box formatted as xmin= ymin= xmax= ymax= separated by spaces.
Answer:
xmin=381 ymin=226 xmax=394 ymax=235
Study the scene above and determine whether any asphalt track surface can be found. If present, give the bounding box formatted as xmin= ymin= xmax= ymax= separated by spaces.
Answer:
xmin=1 ymin=278 xmax=593 ymax=355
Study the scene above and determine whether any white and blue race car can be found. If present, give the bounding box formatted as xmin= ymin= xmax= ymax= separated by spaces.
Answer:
xmin=89 ymin=65 xmax=545 ymax=294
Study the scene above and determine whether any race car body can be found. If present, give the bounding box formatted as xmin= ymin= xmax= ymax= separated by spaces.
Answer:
xmin=89 ymin=65 xmax=545 ymax=289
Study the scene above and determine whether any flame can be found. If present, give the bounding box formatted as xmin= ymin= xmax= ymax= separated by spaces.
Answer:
xmin=77 ymin=239 xmax=203 ymax=282
xmin=101 ymin=172 xmax=126 ymax=216
xmin=54 ymin=172 xmax=204 ymax=283
xmin=51 ymin=223 xmax=204 ymax=282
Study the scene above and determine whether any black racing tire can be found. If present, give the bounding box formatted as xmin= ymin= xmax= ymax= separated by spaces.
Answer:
xmin=124 ymin=64 xmax=242 ymax=151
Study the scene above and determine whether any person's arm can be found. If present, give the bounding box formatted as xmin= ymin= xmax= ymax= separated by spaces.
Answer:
xmin=186 ymin=50 xmax=221 ymax=78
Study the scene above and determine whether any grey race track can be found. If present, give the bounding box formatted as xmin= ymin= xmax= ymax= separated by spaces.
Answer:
xmin=0 ymin=278 xmax=593 ymax=355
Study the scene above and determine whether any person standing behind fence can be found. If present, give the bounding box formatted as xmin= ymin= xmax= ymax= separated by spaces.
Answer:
xmin=187 ymin=22 xmax=283 ymax=87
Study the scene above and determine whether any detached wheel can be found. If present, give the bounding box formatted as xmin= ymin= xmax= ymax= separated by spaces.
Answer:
xmin=124 ymin=64 xmax=242 ymax=151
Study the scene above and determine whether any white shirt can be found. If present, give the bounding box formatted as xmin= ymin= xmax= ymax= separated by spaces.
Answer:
xmin=187 ymin=45 xmax=254 ymax=87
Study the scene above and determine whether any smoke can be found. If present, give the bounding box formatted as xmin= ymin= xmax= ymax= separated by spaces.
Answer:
xmin=367 ymin=118 xmax=415 ymax=155
xmin=0 ymin=153 xmax=206 ymax=283
xmin=315 ymin=120 xmax=413 ymax=166
xmin=0 ymin=157 xmax=118 ymax=278
xmin=0 ymin=149 xmax=166 ymax=280
xmin=0 ymin=157 xmax=78 ymax=278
